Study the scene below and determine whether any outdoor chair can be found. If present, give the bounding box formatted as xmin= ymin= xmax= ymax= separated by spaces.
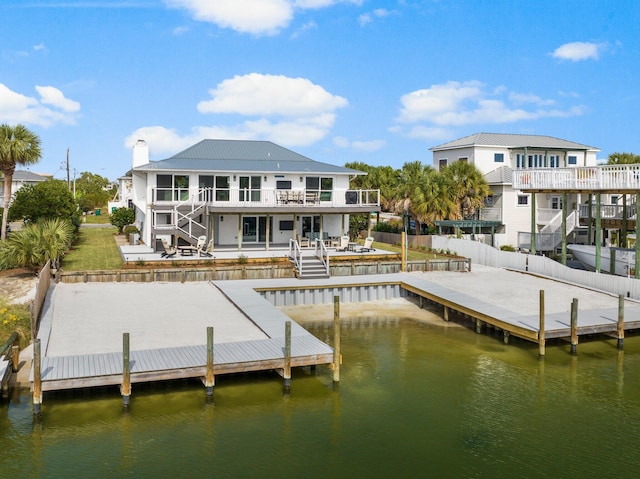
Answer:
xmin=160 ymin=239 xmax=177 ymax=258
xmin=196 ymin=236 xmax=212 ymax=257
xmin=355 ymin=236 xmax=375 ymax=253
xmin=335 ymin=235 xmax=350 ymax=252
xmin=297 ymin=234 xmax=310 ymax=248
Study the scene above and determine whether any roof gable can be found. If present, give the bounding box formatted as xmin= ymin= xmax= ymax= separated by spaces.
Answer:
xmin=430 ymin=133 xmax=599 ymax=152
xmin=135 ymin=139 xmax=362 ymax=175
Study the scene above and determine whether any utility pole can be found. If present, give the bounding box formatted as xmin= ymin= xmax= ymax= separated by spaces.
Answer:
xmin=66 ymin=148 xmax=70 ymax=190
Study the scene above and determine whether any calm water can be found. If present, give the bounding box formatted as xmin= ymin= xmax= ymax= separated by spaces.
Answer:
xmin=2 ymin=315 xmax=640 ymax=478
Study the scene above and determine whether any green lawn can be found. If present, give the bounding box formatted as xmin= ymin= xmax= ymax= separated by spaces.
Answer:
xmin=62 ymin=226 xmax=123 ymax=271
xmin=83 ymin=209 xmax=112 ymax=224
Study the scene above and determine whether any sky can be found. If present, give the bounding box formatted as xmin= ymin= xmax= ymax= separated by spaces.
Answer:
xmin=1 ymin=0 xmax=639 ymax=181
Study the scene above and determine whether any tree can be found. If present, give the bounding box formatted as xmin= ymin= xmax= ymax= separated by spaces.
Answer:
xmin=74 ymin=171 xmax=112 ymax=211
xmin=0 ymin=124 xmax=42 ymax=240
xmin=607 ymin=152 xmax=640 ymax=164
xmin=110 ymin=207 xmax=135 ymax=233
xmin=440 ymin=161 xmax=491 ymax=219
xmin=2 ymin=218 xmax=73 ymax=270
xmin=8 ymin=179 xmax=79 ymax=227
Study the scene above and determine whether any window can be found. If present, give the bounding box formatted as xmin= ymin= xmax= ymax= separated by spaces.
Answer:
xmin=568 ymin=155 xmax=577 ymax=165
xmin=199 ymin=175 xmax=214 ymax=202
xmin=215 ymin=176 xmax=230 ymax=201
xmin=156 ymin=174 xmax=189 ymax=201
xmin=494 ymin=153 xmax=504 ymax=163
xmin=516 ymin=154 xmax=521 ymax=169
xmin=517 ymin=195 xmax=529 ymax=206
xmin=305 ymin=176 xmax=333 ymax=201
xmin=551 ymin=196 xmax=563 ymax=210
xmin=611 ymin=195 xmax=620 ymax=205
xmin=550 ymin=155 xmax=557 ymax=168
xmin=276 ymin=180 xmax=292 ymax=190
xmin=439 ymin=159 xmax=448 ymax=170
xmin=239 ymin=176 xmax=261 ymax=202
xmin=484 ymin=195 xmax=494 ymax=207
xmin=458 ymin=157 xmax=468 ymax=163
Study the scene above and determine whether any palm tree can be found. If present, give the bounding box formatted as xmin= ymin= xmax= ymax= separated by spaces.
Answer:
xmin=0 ymin=124 xmax=42 ymax=240
xmin=392 ymin=161 xmax=434 ymax=233
xmin=440 ymin=161 xmax=490 ymax=219
xmin=3 ymin=218 xmax=73 ymax=270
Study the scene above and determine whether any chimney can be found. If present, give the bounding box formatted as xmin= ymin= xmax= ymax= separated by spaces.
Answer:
xmin=132 ymin=139 xmax=149 ymax=168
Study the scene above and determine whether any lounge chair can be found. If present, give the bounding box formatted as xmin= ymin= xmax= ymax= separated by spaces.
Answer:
xmin=335 ymin=235 xmax=350 ymax=252
xmin=355 ymin=236 xmax=375 ymax=253
xmin=196 ymin=236 xmax=212 ymax=257
xmin=160 ymin=239 xmax=177 ymax=258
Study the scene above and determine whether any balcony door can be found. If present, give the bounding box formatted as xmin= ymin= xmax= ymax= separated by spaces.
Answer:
xmin=242 ymin=216 xmax=272 ymax=243
xmin=239 ymin=176 xmax=261 ymax=202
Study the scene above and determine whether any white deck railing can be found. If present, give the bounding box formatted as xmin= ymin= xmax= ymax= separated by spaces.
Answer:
xmin=513 ymin=165 xmax=640 ymax=191
xmin=152 ymin=187 xmax=380 ymax=208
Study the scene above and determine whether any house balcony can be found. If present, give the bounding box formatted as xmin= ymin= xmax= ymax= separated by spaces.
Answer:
xmin=151 ymin=187 xmax=380 ymax=212
xmin=513 ymin=165 xmax=640 ymax=192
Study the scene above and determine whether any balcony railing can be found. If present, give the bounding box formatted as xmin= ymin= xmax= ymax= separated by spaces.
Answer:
xmin=578 ymin=203 xmax=637 ymax=220
xmin=152 ymin=187 xmax=380 ymax=208
xmin=513 ymin=165 xmax=640 ymax=191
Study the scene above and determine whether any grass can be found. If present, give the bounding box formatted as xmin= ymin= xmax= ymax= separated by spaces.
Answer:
xmin=0 ymin=298 xmax=31 ymax=349
xmin=367 ymin=240 xmax=449 ymax=261
xmin=83 ymin=209 xmax=112 ymax=225
xmin=62 ymin=226 xmax=123 ymax=271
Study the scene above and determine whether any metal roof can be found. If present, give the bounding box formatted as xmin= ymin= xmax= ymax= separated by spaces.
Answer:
xmin=2 ymin=170 xmax=50 ymax=182
xmin=135 ymin=139 xmax=362 ymax=175
xmin=483 ymin=166 xmax=513 ymax=185
xmin=430 ymin=133 xmax=599 ymax=152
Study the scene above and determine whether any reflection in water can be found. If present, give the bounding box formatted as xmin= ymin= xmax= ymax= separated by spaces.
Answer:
xmin=2 ymin=316 xmax=640 ymax=478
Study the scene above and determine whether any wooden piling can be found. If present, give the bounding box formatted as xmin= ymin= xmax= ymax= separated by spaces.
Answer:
xmin=443 ymin=305 xmax=449 ymax=322
xmin=205 ymin=326 xmax=214 ymax=396
xmin=122 ymin=333 xmax=131 ymax=407
xmin=283 ymin=321 xmax=291 ymax=390
xmin=11 ymin=345 xmax=19 ymax=373
xmin=33 ymin=339 xmax=42 ymax=415
xmin=475 ymin=319 xmax=482 ymax=334
xmin=539 ymin=290 xmax=545 ymax=357
xmin=570 ymin=298 xmax=578 ymax=355
xmin=503 ymin=330 xmax=510 ymax=344
xmin=618 ymin=294 xmax=625 ymax=349
xmin=333 ymin=295 xmax=341 ymax=383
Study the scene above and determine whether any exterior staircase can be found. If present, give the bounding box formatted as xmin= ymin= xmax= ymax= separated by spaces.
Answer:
xmin=296 ymin=256 xmax=331 ymax=279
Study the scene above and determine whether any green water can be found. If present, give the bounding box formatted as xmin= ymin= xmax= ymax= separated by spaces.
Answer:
xmin=2 ymin=316 xmax=640 ymax=478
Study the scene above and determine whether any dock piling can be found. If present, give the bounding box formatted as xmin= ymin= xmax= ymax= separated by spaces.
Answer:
xmin=503 ymin=330 xmax=510 ymax=344
xmin=618 ymin=294 xmax=625 ymax=349
xmin=33 ymin=339 xmax=42 ymax=415
xmin=333 ymin=295 xmax=341 ymax=383
xmin=205 ymin=326 xmax=214 ymax=396
xmin=475 ymin=319 xmax=483 ymax=334
xmin=284 ymin=321 xmax=291 ymax=391
xmin=570 ymin=298 xmax=578 ymax=355
xmin=539 ymin=290 xmax=545 ymax=357
xmin=443 ymin=305 xmax=449 ymax=322
xmin=122 ymin=333 xmax=131 ymax=407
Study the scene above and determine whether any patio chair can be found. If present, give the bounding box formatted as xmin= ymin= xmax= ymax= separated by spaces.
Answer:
xmin=160 ymin=239 xmax=177 ymax=258
xmin=335 ymin=235 xmax=350 ymax=252
xmin=355 ymin=236 xmax=375 ymax=253
xmin=196 ymin=236 xmax=212 ymax=257
xmin=297 ymin=234 xmax=310 ymax=248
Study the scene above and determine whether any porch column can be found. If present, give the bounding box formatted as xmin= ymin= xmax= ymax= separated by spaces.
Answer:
xmin=319 ymin=214 xmax=324 ymax=240
xmin=636 ymin=193 xmax=640 ymax=279
xmin=209 ymin=214 xmax=215 ymax=252
xmin=237 ymin=215 xmax=242 ymax=251
xmin=265 ymin=214 xmax=270 ymax=251
xmin=561 ymin=192 xmax=567 ymax=265
xmin=622 ymin=195 xmax=627 ymax=246
xmin=293 ymin=214 xmax=298 ymax=243
xmin=595 ymin=193 xmax=602 ymax=273
xmin=530 ymin=192 xmax=536 ymax=255
xmin=341 ymin=213 xmax=346 ymax=236
xmin=588 ymin=194 xmax=593 ymax=245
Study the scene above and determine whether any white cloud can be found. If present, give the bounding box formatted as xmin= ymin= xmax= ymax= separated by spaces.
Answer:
xmin=0 ymin=83 xmax=80 ymax=127
xmin=35 ymin=85 xmax=81 ymax=112
xmin=127 ymin=73 xmax=348 ymax=154
xmin=33 ymin=43 xmax=46 ymax=51
xmin=164 ymin=0 xmax=294 ymax=35
xmin=552 ymin=41 xmax=604 ymax=61
xmin=393 ymin=80 xmax=585 ymax=140
xmin=197 ymin=73 xmax=347 ymax=117
xmin=358 ymin=8 xmax=394 ymax=26
xmin=165 ymin=0 xmax=363 ymax=35
xmin=333 ymin=136 xmax=385 ymax=152
xmin=172 ymin=25 xmax=189 ymax=35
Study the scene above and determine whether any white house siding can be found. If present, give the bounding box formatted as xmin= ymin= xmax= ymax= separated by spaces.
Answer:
xmin=432 ymin=147 xmax=475 ymax=170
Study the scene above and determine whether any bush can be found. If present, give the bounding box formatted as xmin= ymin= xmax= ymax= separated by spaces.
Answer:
xmin=110 ymin=207 xmax=136 ymax=234
xmin=373 ymin=220 xmax=403 ymax=233
xmin=0 ymin=299 xmax=31 ymax=349
xmin=500 ymin=245 xmax=516 ymax=252
xmin=122 ymin=225 xmax=139 ymax=235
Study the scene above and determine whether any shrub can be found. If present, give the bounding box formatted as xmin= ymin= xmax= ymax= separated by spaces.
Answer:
xmin=0 ymin=299 xmax=31 ymax=349
xmin=110 ymin=207 xmax=136 ymax=234
xmin=500 ymin=245 xmax=516 ymax=252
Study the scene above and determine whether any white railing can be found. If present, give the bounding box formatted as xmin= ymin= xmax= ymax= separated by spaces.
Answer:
xmin=578 ymin=203 xmax=637 ymax=220
xmin=289 ymin=238 xmax=303 ymax=275
xmin=152 ymin=187 xmax=380 ymax=208
xmin=314 ymin=239 xmax=330 ymax=276
xmin=518 ymin=210 xmax=579 ymax=251
xmin=513 ymin=164 xmax=640 ymax=191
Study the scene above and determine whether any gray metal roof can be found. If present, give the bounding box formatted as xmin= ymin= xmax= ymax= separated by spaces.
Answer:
xmin=135 ymin=139 xmax=362 ymax=175
xmin=2 ymin=170 xmax=50 ymax=182
xmin=483 ymin=166 xmax=513 ymax=185
xmin=430 ymin=133 xmax=599 ymax=152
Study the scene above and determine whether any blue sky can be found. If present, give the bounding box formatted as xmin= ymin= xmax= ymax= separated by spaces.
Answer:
xmin=1 ymin=0 xmax=638 ymax=181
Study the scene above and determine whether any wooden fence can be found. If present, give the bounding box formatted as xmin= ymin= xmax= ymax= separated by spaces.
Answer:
xmin=30 ymin=260 xmax=51 ymax=340
xmin=370 ymin=232 xmax=433 ymax=250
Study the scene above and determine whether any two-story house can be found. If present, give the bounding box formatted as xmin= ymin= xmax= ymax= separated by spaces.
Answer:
xmin=430 ymin=133 xmax=600 ymax=249
xmin=0 ymin=170 xmax=51 ymax=209
xmin=130 ymin=139 xmax=379 ymax=251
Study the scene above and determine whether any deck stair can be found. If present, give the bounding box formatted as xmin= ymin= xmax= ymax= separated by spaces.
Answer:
xmin=297 ymin=257 xmax=331 ymax=279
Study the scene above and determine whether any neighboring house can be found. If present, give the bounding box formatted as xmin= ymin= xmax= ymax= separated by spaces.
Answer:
xmin=107 ymin=172 xmax=133 ymax=214
xmin=0 ymin=170 xmax=51 ymax=209
xmin=430 ymin=133 xmax=600 ymax=248
xmin=130 ymin=139 xmax=380 ymax=250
